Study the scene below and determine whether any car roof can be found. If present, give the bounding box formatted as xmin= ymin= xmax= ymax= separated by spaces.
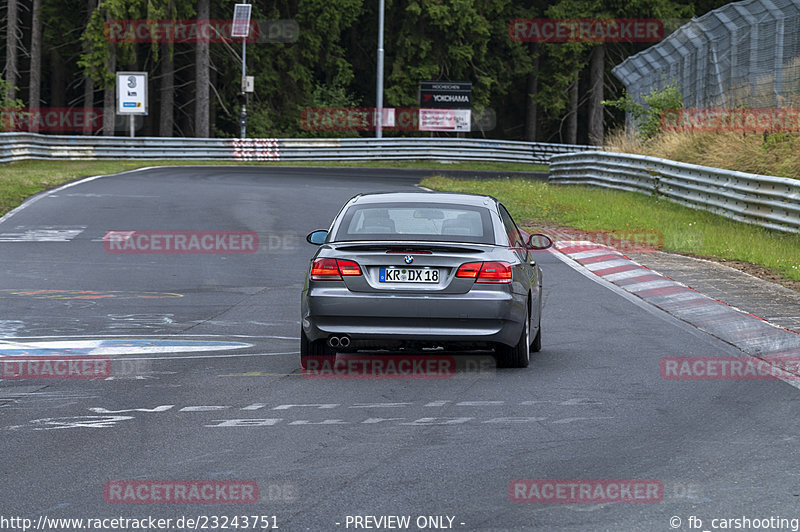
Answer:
xmin=349 ymin=191 xmax=497 ymax=208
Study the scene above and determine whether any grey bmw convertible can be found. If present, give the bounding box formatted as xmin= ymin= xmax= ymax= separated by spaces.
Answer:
xmin=300 ymin=191 xmax=553 ymax=369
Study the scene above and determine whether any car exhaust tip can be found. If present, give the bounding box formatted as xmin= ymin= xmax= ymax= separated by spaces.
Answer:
xmin=328 ymin=336 xmax=340 ymax=348
xmin=339 ymin=336 xmax=351 ymax=348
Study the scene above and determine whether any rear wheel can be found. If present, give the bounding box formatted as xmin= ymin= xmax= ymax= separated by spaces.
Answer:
xmin=495 ymin=305 xmax=530 ymax=369
xmin=531 ymin=314 xmax=542 ymax=352
xmin=300 ymin=329 xmax=336 ymax=370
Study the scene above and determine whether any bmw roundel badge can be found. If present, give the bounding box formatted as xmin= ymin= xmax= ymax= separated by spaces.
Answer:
xmin=404 ymin=255 xmax=414 ymax=264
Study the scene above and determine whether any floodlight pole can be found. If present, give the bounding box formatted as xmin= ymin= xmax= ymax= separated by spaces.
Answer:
xmin=376 ymin=0 xmax=384 ymax=138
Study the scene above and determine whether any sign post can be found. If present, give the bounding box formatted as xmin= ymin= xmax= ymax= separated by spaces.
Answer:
xmin=232 ymin=3 xmax=252 ymax=138
xmin=376 ymin=0 xmax=385 ymax=138
xmin=418 ymin=81 xmax=472 ymax=134
xmin=116 ymin=72 xmax=148 ymax=137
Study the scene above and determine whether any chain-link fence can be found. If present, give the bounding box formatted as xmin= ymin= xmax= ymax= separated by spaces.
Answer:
xmin=612 ymin=0 xmax=800 ymax=115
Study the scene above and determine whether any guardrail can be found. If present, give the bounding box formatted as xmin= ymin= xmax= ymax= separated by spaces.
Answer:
xmin=0 ymin=133 xmax=592 ymax=165
xmin=549 ymin=151 xmax=800 ymax=234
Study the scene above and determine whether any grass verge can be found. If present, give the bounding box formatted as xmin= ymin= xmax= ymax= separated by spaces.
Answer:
xmin=605 ymin=129 xmax=800 ymax=180
xmin=421 ymin=176 xmax=800 ymax=283
xmin=0 ymin=159 xmax=547 ymax=217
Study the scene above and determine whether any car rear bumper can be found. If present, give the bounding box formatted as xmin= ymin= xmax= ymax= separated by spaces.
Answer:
xmin=302 ymin=285 xmax=525 ymax=346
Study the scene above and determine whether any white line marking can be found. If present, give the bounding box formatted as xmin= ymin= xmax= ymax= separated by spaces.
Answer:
xmin=0 ymin=334 xmax=298 ymax=340
xmin=0 ymin=167 xmax=157 ymax=226
xmin=0 ymin=336 xmax=299 ymax=361
xmin=553 ymin=244 xmax=800 ymax=392
xmin=570 ymin=249 xmax=620 ymax=260
xmin=551 ymin=417 xmax=615 ymax=424
xmin=116 ymin=351 xmax=298 ymax=361
xmin=584 ymin=259 xmax=630 ymax=271
xmin=555 ymin=240 xmax=606 ymax=249
xmin=179 ymin=406 xmax=230 ymax=412
xmin=350 ymin=403 xmax=413 ymax=408
xmin=0 ymin=226 xmax=85 ymax=242
xmin=601 ymin=269 xmax=653 ymax=282
xmin=625 ymin=279 xmax=680 ymax=292
xmin=0 ymin=339 xmax=252 ymax=356
xmin=646 ymin=291 xmax=710 ymax=303
xmin=671 ymin=307 xmax=739 ymax=320
xmin=241 ymin=404 xmax=268 ymax=410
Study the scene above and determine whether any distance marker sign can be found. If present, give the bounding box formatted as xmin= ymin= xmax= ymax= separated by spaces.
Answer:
xmin=116 ymin=72 xmax=148 ymax=115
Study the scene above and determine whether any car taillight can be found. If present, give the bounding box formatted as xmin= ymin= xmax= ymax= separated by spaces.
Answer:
xmin=456 ymin=262 xmax=482 ymax=278
xmin=311 ymin=258 xmax=341 ymax=280
xmin=337 ymin=259 xmax=362 ymax=276
xmin=456 ymin=261 xmax=512 ymax=283
xmin=310 ymin=258 xmax=362 ymax=280
xmin=476 ymin=261 xmax=512 ymax=283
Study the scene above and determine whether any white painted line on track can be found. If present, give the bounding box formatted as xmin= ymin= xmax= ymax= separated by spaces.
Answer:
xmin=644 ymin=291 xmax=709 ymax=304
xmin=1 ymin=334 xmax=298 ymax=339
xmin=624 ymin=279 xmax=681 ymax=292
xmin=0 ymin=167 xmax=159 ymax=226
xmin=0 ymin=335 xmax=300 ymax=362
xmin=583 ymin=259 xmax=631 ymax=271
xmin=92 ymin=351 xmax=298 ymax=361
xmin=0 ymin=226 xmax=86 ymax=242
xmin=548 ymin=248 xmax=715 ymax=335
xmin=570 ymin=249 xmax=620 ymax=260
xmin=552 ymin=242 xmax=800 ymax=392
xmin=602 ymin=269 xmax=655 ymax=282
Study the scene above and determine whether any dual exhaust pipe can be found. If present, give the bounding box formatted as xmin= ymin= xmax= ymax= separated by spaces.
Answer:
xmin=328 ymin=335 xmax=351 ymax=348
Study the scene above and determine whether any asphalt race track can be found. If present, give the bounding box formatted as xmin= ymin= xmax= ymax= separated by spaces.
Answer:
xmin=1 ymin=166 xmax=799 ymax=531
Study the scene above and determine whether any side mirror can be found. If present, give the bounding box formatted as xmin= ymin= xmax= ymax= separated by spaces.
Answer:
xmin=306 ymin=230 xmax=329 ymax=245
xmin=527 ymin=233 xmax=553 ymax=250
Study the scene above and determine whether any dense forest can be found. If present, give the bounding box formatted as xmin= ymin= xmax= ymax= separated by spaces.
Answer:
xmin=1 ymin=0 xmax=731 ymax=142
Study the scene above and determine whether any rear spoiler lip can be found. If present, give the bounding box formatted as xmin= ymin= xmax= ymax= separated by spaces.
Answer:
xmin=332 ymin=241 xmax=492 ymax=254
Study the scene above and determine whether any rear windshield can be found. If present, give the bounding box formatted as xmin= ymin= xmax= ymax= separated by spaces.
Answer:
xmin=333 ymin=202 xmax=495 ymax=244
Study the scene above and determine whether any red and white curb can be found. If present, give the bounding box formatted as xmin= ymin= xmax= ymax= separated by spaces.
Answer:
xmin=556 ymin=241 xmax=800 ymax=379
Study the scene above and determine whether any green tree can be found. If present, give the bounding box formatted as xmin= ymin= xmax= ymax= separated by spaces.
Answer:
xmin=383 ymin=0 xmax=493 ymax=108
xmin=226 ymin=0 xmax=364 ymax=137
xmin=0 ymin=77 xmax=23 ymax=132
xmin=3 ymin=0 xmax=19 ymax=104
xmin=604 ymin=83 xmax=683 ymax=139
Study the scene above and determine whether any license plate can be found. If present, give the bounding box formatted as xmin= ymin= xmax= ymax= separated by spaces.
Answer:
xmin=379 ymin=267 xmax=439 ymax=283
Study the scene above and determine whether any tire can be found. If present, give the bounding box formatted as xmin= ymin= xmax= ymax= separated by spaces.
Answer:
xmin=530 ymin=314 xmax=542 ymax=353
xmin=495 ymin=304 xmax=530 ymax=369
xmin=300 ymin=329 xmax=336 ymax=370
